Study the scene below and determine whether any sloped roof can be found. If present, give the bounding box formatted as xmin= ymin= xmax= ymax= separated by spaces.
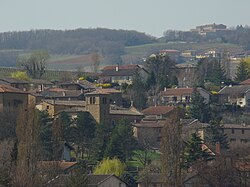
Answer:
xmin=110 ymin=105 xmax=143 ymax=116
xmin=142 ymin=106 xmax=174 ymax=116
xmin=37 ymin=161 xmax=77 ymax=172
xmin=0 ymin=84 xmax=25 ymax=93
xmin=160 ymin=88 xmax=194 ymax=96
xmin=133 ymin=120 xmax=165 ymax=128
xmin=31 ymin=79 xmax=53 ymax=85
xmin=240 ymin=79 xmax=250 ymax=85
xmin=219 ymin=85 xmax=250 ymax=95
xmin=101 ymin=64 xmax=148 ymax=77
xmin=96 ymin=88 xmax=122 ymax=94
xmin=44 ymin=99 xmax=85 ymax=107
xmin=41 ymin=90 xmax=84 ymax=98
xmin=0 ymin=78 xmax=30 ymax=84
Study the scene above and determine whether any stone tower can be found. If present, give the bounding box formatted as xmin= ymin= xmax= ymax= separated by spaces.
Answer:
xmin=85 ymin=91 xmax=110 ymax=125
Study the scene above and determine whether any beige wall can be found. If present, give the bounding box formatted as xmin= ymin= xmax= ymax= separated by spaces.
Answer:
xmin=86 ymin=94 xmax=110 ymax=125
xmin=133 ymin=126 xmax=162 ymax=148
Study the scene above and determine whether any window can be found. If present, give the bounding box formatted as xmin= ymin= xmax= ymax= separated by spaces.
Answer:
xmin=46 ymin=105 xmax=49 ymax=109
xmin=102 ymin=97 xmax=107 ymax=104
xmin=241 ymin=139 xmax=248 ymax=143
xmin=157 ymin=137 xmax=161 ymax=142
xmin=231 ymin=129 xmax=235 ymax=134
xmin=242 ymin=129 xmax=245 ymax=134
xmin=90 ymin=97 xmax=96 ymax=104
xmin=172 ymin=96 xmax=177 ymax=102
xmin=230 ymin=138 xmax=236 ymax=142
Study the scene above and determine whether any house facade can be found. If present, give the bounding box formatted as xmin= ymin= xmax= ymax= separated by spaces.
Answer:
xmin=100 ymin=64 xmax=149 ymax=85
xmin=218 ymin=85 xmax=250 ymax=107
xmin=0 ymin=84 xmax=28 ymax=112
xmin=159 ymin=87 xmax=210 ymax=106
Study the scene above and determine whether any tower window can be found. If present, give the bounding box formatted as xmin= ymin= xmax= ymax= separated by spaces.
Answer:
xmin=102 ymin=97 xmax=107 ymax=104
xmin=90 ymin=97 xmax=96 ymax=104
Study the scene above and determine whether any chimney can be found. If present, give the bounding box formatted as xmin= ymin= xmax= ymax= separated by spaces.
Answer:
xmin=130 ymin=101 xmax=134 ymax=107
xmin=62 ymin=91 xmax=66 ymax=96
xmin=215 ymin=142 xmax=221 ymax=155
xmin=164 ymin=87 xmax=167 ymax=91
xmin=115 ymin=64 xmax=119 ymax=72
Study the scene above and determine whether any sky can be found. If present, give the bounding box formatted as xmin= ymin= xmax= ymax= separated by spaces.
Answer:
xmin=1 ymin=0 xmax=250 ymax=37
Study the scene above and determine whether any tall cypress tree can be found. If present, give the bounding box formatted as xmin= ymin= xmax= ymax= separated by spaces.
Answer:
xmin=182 ymin=133 xmax=213 ymax=170
xmin=205 ymin=119 xmax=229 ymax=150
xmin=235 ymin=60 xmax=249 ymax=82
xmin=190 ymin=92 xmax=211 ymax=123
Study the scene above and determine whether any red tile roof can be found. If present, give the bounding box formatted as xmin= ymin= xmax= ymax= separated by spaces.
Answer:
xmin=160 ymin=88 xmax=194 ymax=96
xmin=0 ymin=84 xmax=25 ymax=93
xmin=240 ymin=79 xmax=250 ymax=85
xmin=142 ymin=106 xmax=175 ymax=116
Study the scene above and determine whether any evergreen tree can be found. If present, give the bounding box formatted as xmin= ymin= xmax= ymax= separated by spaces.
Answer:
xmin=205 ymin=119 xmax=229 ymax=150
xmin=38 ymin=111 xmax=53 ymax=160
xmin=128 ymin=71 xmax=147 ymax=110
xmin=235 ymin=60 xmax=249 ymax=82
xmin=146 ymin=71 xmax=156 ymax=89
xmin=182 ymin=133 xmax=214 ymax=169
xmin=91 ymin=123 xmax=111 ymax=162
xmin=67 ymin=162 xmax=88 ymax=187
xmin=74 ymin=112 xmax=96 ymax=159
xmin=58 ymin=111 xmax=72 ymax=142
xmin=145 ymin=53 xmax=176 ymax=89
xmin=105 ymin=119 xmax=135 ymax=162
xmin=190 ymin=92 xmax=211 ymax=123
xmin=212 ymin=61 xmax=227 ymax=85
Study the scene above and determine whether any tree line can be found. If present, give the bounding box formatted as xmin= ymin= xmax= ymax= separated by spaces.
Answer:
xmin=163 ymin=25 xmax=250 ymax=50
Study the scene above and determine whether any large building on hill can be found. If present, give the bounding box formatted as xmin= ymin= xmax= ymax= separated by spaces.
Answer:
xmin=100 ymin=64 xmax=149 ymax=85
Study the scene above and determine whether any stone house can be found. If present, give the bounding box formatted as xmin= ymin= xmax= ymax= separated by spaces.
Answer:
xmin=40 ymin=100 xmax=86 ymax=117
xmin=218 ymin=85 xmax=250 ymax=107
xmin=142 ymin=105 xmax=175 ymax=120
xmin=0 ymin=77 xmax=30 ymax=91
xmin=39 ymin=90 xmax=143 ymax=125
xmin=40 ymin=88 xmax=85 ymax=101
xmin=133 ymin=120 xmax=164 ymax=149
xmin=0 ymin=84 xmax=28 ymax=112
xmin=59 ymin=80 xmax=96 ymax=93
xmin=222 ymin=123 xmax=250 ymax=145
xmin=159 ymin=87 xmax=210 ymax=106
xmin=100 ymin=64 xmax=149 ymax=85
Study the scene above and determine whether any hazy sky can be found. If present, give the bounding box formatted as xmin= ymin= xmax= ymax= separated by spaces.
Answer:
xmin=1 ymin=0 xmax=250 ymax=37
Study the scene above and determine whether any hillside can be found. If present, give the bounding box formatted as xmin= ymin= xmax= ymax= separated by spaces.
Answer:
xmin=0 ymin=28 xmax=156 ymax=67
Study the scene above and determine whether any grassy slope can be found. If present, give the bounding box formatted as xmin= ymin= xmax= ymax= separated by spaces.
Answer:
xmin=36 ymin=42 xmax=245 ymax=70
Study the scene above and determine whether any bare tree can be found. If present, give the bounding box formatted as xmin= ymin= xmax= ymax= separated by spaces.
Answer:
xmin=91 ymin=50 xmax=100 ymax=73
xmin=13 ymin=107 xmax=41 ymax=187
xmin=161 ymin=108 xmax=184 ymax=187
